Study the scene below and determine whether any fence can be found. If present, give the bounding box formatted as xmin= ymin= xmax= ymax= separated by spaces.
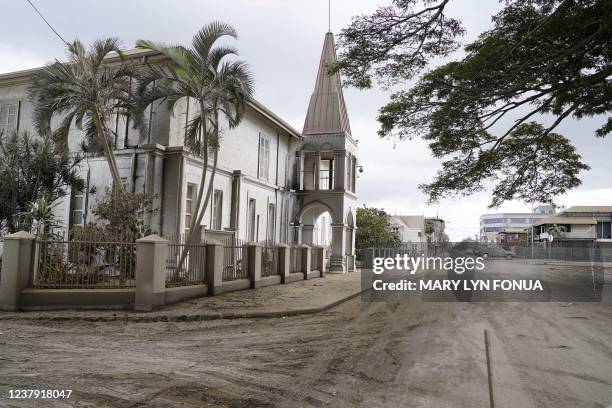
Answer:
xmin=166 ymin=239 xmax=207 ymax=287
xmin=34 ymin=236 xmax=136 ymax=289
xmin=0 ymin=231 xmax=333 ymax=311
xmin=290 ymin=246 xmax=302 ymax=273
xmin=223 ymin=238 xmax=248 ymax=281
xmin=261 ymin=244 xmax=279 ymax=277
xmin=0 ymin=236 xmax=3 ymax=283
xmin=513 ymin=244 xmax=612 ymax=263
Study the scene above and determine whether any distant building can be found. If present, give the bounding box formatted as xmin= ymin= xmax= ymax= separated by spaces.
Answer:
xmin=534 ymin=206 xmax=612 ymax=242
xmin=390 ymin=215 xmax=424 ymax=246
xmin=389 ymin=215 xmax=446 ymax=250
xmin=480 ymin=205 xmax=554 ymax=242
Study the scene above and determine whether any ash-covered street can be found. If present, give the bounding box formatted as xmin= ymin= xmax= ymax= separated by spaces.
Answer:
xmin=1 ymin=262 xmax=611 ymax=408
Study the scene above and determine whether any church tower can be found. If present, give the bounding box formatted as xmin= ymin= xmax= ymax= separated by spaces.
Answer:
xmin=296 ymin=32 xmax=358 ymax=273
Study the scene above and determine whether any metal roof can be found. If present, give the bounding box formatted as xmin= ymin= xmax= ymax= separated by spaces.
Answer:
xmin=391 ymin=215 xmax=425 ymax=230
xmin=563 ymin=206 xmax=612 ymax=213
xmin=302 ymin=32 xmax=352 ymax=136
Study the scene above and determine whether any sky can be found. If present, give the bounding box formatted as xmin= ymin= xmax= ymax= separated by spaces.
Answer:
xmin=1 ymin=0 xmax=610 ymax=240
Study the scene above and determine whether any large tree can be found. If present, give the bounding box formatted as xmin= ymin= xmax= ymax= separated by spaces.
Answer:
xmin=356 ymin=206 xmax=401 ymax=249
xmin=0 ymin=130 xmax=84 ymax=233
xmin=136 ymin=21 xmax=254 ymax=269
xmin=29 ymin=38 xmax=145 ymax=190
xmin=333 ymin=0 xmax=611 ymax=206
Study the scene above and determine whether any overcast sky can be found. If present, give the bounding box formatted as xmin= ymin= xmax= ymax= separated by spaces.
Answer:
xmin=2 ymin=0 xmax=610 ymax=240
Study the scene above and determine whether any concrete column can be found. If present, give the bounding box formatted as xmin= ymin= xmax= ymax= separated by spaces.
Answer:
xmin=314 ymin=151 xmax=321 ymax=190
xmin=334 ymin=150 xmax=346 ymax=191
xmin=230 ymin=170 xmax=242 ymax=232
xmin=143 ymin=144 xmax=165 ymax=234
xmin=247 ymin=242 xmax=262 ymax=288
xmin=135 ymin=235 xmax=168 ymax=311
xmin=330 ymin=223 xmax=347 ymax=273
xmin=300 ymin=245 xmax=312 ymax=279
xmin=278 ymin=244 xmax=291 ymax=284
xmin=206 ymin=241 xmax=224 ymax=295
xmin=0 ymin=231 xmax=35 ymax=311
xmin=296 ymin=151 xmax=304 ymax=190
xmin=317 ymin=247 xmax=327 ymax=277
xmin=301 ymin=224 xmax=314 ymax=246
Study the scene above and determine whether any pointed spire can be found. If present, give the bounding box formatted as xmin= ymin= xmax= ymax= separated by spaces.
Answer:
xmin=303 ymin=32 xmax=352 ymax=136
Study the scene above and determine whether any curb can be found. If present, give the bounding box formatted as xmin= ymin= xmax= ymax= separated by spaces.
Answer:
xmin=0 ymin=289 xmax=366 ymax=323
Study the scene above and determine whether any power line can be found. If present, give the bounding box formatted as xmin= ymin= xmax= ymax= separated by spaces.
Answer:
xmin=24 ymin=0 xmax=69 ymax=46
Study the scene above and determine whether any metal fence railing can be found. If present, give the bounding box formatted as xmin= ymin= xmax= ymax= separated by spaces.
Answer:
xmin=223 ymin=238 xmax=248 ymax=281
xmin=166 ymin=239 xmax=207 ymax=287
xmin=261 ymin=244 xmax=279 ymax=277
xmin=34 ymin=236 xmax=136 ymax=288
xmin=0 ymin=236 xmax=4 ymax=284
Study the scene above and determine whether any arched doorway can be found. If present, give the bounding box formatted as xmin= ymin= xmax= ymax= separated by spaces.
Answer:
xmin=297 ymin=201 xmax=336 ymax=246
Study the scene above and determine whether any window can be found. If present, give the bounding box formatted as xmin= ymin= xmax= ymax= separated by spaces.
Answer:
xmin=0 ymin=103 xmax=18 ymax=134
xmin=70 ymin=189 xmax=85 ymax=226
xmin=211 ymin=189 xmax=223 ymax=230
xmin=185 ymin=183 xmax=197 ymax=233
xmin=258 ymin=134 xmax=270 ymax=180
xmin=351 ymin=156 xmax=357 ymax=192
xmin=267 ymin=204 xmax=276 ymax=243
xmin=346 ymin=153 xmax=352 ymax=191
xmin=248 ymin=198 xmax=256 ymax=241
xmin=597 ymin=222 xmax=611 ymax=239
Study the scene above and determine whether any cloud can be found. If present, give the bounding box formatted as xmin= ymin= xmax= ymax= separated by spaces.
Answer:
xmin=1 ymin=0 xmax=610 ymax=241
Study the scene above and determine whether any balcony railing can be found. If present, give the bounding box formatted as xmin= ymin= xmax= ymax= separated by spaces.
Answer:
xmin=298 ymin=169 xmax=334 ymax=190
xmin=540 ymin=231 xmax=595 ymax=240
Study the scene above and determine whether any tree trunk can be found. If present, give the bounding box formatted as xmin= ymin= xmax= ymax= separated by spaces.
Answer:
xmin=92 ymin=108 xmax=124 ymax=191
xmin=174 ymin=100 xmax=210 ymax=275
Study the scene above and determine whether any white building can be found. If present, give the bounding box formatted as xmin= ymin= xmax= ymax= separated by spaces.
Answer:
xmin=389 ymin=215 xmax=446 ymax=251
xmin=480 ymin=205 xmax=555 ymax=242
xmin=389 ymin=215 xmax=425 ymax=246
xmin=0 ymin=31 xmax=358 ymax=272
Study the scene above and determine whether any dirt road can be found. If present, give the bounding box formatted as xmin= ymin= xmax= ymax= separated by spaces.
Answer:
xmin=1 ymin=297 xmax=611 ymax=407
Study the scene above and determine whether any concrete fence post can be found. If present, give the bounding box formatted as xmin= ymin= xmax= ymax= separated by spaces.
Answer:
xmin=0 ymin=231 xmax=35 ymax=311
xmin=247 ymin=242 xmax=262 ymax=288
xmin=206 ymin=241 xmax=224 ymax=295
xmin=300 ymin=245 xmax=312 ymax=280
xmin=317 ymin=247 xmax=327 ymax=277
xmin=135 ymin=235 xmax=168 ymax=311
xmin=278 ymin=244 xmax=291 ymax=284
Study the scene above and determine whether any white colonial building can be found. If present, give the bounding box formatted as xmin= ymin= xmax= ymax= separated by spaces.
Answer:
xmin=0 ymin=31 xmax=358 ymax=272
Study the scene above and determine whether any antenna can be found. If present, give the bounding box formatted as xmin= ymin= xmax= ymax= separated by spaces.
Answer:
xmin=328 ymin=0 xmax=331 ymax=32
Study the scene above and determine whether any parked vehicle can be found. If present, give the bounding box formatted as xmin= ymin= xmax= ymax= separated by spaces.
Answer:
xmin=476 ymin=245 xmax=514 ymax=259
xmin=451 ymin=242 xmax=514 ymax=259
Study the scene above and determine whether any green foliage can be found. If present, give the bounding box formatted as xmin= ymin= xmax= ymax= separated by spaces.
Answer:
xmin=28 ymin=38 xmax=145 ymax=189
xmin=136 ymin=21 xmax=254 ymax=271
xmin=0 ymin=130 xmax=84 ymax=233
xmin=355 ymin=206 xmax=401 ymax=249
xmin=335 ymin=0 xmax=611 ymax=206
xmin=91 ymin=188 xmax=158 ymax=239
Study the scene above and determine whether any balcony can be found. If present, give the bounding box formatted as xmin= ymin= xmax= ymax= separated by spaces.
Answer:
xmin=540 ymin=231 xmax=596 ymax=240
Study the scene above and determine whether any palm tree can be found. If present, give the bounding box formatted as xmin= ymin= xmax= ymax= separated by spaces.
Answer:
xmin=29 ymin=38 xmax=145 ymax=191
xmin=136 ymin=21 xmax=254 ymax=268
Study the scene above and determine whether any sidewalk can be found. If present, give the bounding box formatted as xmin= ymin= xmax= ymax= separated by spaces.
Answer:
xmin=0 ymin=271 xmax=363 ymax=322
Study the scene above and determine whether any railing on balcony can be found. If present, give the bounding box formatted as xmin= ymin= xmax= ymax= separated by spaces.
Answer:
xmin=540 ymin=231 xmax=596 ymax=240
xmin=298 ymin=169 xmax=335 ymax=191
